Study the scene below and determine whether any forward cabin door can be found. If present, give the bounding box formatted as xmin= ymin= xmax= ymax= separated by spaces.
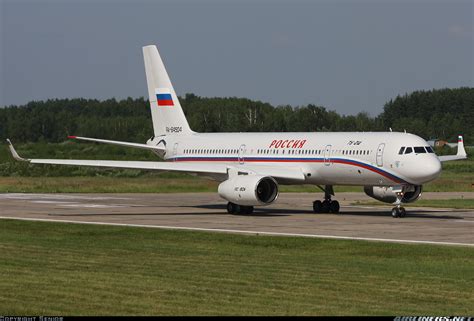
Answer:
xmin=376 ymin=143 xmax=385 ymax=167
xmin=238 ymin=144 xmax=246 ymax=164
xmin=324 ymin=144 xmax=332 ymax=166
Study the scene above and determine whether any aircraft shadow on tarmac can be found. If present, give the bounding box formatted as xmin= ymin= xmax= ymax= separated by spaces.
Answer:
xmin=177 ymin=204 xmax=465 ymax=219
xmin=49 ymin=204 xmax=464 ymax=220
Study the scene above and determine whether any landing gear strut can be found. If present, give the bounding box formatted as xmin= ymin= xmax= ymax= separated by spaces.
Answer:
xmin=391 ymin=190 xmax=406 ymax=218
xmin=227 ymin=202 xmax=254 ymax=215
xmin=313 ymin=185 xmax=340 ymax=214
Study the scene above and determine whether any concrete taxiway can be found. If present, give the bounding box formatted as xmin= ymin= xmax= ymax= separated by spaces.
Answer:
xmin=0 ymin=192 xmax=473 ymax=246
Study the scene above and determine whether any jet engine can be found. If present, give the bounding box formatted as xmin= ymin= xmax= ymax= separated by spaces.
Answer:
xmin=218 ymin=175 xmax=279 ymax=206
xmin=364 ymin=185 xmax=422 ymax=204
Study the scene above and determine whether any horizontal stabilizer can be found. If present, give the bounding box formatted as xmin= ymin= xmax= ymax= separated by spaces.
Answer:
xmin=68 ymin=136 xmax=165 ymax=152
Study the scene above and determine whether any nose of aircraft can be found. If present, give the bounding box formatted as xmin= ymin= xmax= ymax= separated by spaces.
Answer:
xmin=413 ymin=156 xmax=442 ymax=183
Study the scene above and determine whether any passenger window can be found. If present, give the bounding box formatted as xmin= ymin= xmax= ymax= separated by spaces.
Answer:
xmin=425 ymin=146 xmax=434 ymax=153
xmin=398 ymin=147 xmax=405 ymax=155
xmin=405 ymin=147 xmax=413 ymax=154
xmin=414 ymin=147 xmax=426 ymax=153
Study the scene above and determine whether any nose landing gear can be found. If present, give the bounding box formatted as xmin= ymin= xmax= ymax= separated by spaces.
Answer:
xmin=391 ymin=206 xmax=406 ymax=218
xmin=391 ymin=189 xmax=406 ymax=218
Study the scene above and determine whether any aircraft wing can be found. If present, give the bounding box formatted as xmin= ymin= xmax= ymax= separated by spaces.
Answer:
xmin=438 ymin=136 xmax=468 ymax=162
xmin=6 ymin=139 xmax=305 ymax=181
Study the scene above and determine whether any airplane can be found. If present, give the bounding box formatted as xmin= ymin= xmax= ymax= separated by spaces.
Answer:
xmin=6 ymin=45 xmax=468 ymax=218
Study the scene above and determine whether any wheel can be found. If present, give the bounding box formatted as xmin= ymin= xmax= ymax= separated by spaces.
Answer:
xmin=313 ymin=200 xmax=323 ymax=213
xmin=322 ymin=200 xmax=331 ymax=213
xmin=399 ymin=207 xmax=406 ymax=218
xmin=391 ymin=207 xmax=400 ymax=218
xmin=244 ymin=206 xmax=254 ymax=214
xmin=227 ymin=202 xmax=236 ymax=214
xmin=330 ymin=200 xmax=340 ymax=214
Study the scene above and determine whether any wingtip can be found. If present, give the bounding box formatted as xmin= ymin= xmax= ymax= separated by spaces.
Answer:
xmin=6 ymin=139 xmax=29 ymax=162
xmin=457 ymin=135 xmax=467 ymax=158
xmin=68 ymin=135 xmax=77 ymax=139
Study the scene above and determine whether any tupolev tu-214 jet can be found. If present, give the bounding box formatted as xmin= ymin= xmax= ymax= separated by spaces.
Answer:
xmin=7 ymin=45 xmax=468 ymax=218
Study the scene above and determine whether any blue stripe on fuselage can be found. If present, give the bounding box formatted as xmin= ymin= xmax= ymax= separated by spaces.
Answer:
xmin=170 ymin=156 xmax=408 ymax=184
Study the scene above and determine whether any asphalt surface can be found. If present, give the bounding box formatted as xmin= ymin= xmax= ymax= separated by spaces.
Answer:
xmin=1 ymin=192 xmax=473 ymax=246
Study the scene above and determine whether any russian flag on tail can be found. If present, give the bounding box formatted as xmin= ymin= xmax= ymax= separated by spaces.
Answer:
xmin=155 ymin=89 xmax=174 ymax=106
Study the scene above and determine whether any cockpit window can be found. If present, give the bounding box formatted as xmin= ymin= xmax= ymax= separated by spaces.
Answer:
xmin=425 ymin=146 xmax=434 ymax=153
xmin=405 ymin=147 xmax=413 ymax=154
xmin=414 ymin=147 xmax=426 ymax=153
xmin=398 ymin=147 xmax=405 ymax=155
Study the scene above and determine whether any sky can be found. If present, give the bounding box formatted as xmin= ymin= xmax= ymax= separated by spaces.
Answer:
xmin=1 ymin=0 xmax=472 ymax=115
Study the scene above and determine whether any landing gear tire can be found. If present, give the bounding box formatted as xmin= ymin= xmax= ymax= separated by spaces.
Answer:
xmin=321 ymin=200 xmax=331 ymax=213
xmin=399 ymin=207 xmax=406 ymax=218
xmin=391 ymin=207 xmax=399 ymax=218
xmin=313 ymin=200 xmax=323 ymax=213
xmin=227 ymin=202 xmax=254 ymax=215
xmin=391 ymin=207 xmax=406 ymax=218
xmin=227 ymin=202 xmax=237 ymax=214
xmin=330 ymin=200 xmax=340 ymax=214
xmin=313 ymin=200 xmax=340 ymax=214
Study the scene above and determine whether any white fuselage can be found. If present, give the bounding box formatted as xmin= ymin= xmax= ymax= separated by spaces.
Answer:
xmin=153 ymin=131 xmax=442 ymax=187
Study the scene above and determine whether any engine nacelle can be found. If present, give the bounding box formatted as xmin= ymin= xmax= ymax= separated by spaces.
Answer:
xmin=364 ymin=185 xmax=422 ymax=204
xmin=218 ymin=175 xmax=279 ymax=206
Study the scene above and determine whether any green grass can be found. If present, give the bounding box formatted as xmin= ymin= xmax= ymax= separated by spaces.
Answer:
xmin=353 ymin=198 xmax=474 ymax=209
xmin=0 ymin=219 xmax=472 ymax=315
xmin=0 ymin=176 xmax=219 ymax=193
xmin=423 ymin=169 xmax=474 ymax=192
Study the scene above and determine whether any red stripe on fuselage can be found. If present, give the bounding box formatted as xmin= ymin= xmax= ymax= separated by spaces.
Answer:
xmin=172 ymin=157 xmax=406 ymax=184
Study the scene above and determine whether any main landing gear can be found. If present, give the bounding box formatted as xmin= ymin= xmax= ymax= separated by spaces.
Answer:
xmin=313 ymin=185 xmax=340 ymax=214
xmin=227 ymin=202 xmax=254 ymax=215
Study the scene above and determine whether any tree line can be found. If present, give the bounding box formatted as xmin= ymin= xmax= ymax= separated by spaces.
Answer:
xmin=1 ymin=88 xmax=472 ymax=144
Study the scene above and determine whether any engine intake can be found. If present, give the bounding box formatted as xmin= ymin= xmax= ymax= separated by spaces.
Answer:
xmin=364 ymin=185 xmax=422 ymax=204
xmin=218 ymin=175 xmax=279 ymax=206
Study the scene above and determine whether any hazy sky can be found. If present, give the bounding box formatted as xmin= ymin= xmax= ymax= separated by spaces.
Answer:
xmin=1 ymin=0 xmax=472 ymax=115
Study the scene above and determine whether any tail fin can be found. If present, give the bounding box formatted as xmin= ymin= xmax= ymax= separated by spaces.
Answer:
xmin=143 ymin=45 xmax=193 ymax=136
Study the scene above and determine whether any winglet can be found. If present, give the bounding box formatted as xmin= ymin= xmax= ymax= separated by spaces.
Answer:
xmin=6 ymin=139 xmax=30 ymax=162
xmin=457 ymin=135 xmax=467 ymax=158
